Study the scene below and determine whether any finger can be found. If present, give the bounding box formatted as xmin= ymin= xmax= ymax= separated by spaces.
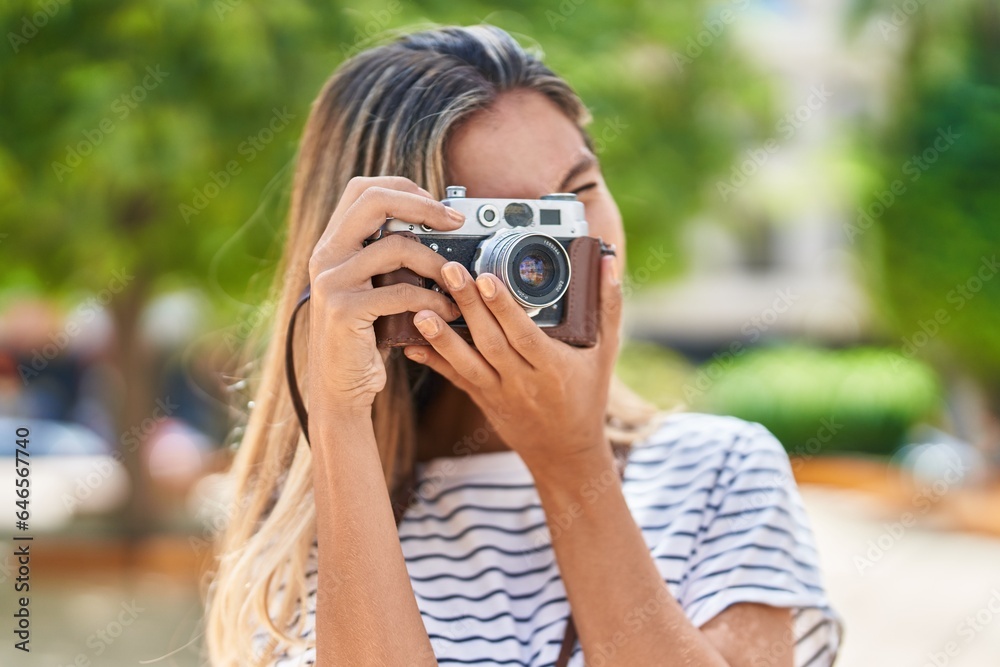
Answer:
xmin=313 ymin=179 xmax=464 ymax=270
xmin=331 ymin=233 xmax=448 ymax=290
xmin=339 ymin=282 xmax=460 ymax=324
xmin=340 ymin=186 xmax=464 ymax=246
xmin=318 ymin=176 xmax=431 ymax=249
xmin=402 ymin=345 xmax=476 ymax=396
xmin=474 ymin=273 xmax=551 ymax=368
xmin=596 ymin=254 xmax=623 ymax=361
xmin=439 ymin=262 xmax=527 ymax=372
xmin=409 ymin=309 xmax=500 ymax=389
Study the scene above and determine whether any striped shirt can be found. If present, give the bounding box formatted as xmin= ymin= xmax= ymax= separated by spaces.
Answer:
xmin=260 ymin=412 xmax=841 ymax=666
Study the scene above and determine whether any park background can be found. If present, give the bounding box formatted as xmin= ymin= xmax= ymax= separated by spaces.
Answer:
xmin=2 ymin=0 xmax=999 ymax=664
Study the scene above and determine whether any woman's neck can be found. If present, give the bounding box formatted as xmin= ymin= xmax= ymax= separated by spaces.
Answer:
xmin=415 ymin=381 xmax=511 ymax=462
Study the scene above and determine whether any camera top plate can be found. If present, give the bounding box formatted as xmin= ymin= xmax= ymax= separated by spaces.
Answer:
xmin=382 ymin=185 xmax=588 ymax=237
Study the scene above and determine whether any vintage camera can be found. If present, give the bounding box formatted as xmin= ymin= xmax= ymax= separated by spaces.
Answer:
xmin=368 ymin=185 xmax=615 ymax=348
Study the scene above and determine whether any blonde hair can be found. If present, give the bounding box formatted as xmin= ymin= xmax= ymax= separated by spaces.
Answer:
xmin=205 ymin=24 xmax=664 ymax=666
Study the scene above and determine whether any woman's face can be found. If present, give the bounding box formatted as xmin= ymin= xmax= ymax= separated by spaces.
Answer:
xmin=446 ymin=89 xmax=626 ymax=273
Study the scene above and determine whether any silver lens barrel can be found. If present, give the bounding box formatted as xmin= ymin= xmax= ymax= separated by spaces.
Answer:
xmin=473 ymin=230 xmax=571 ymax=311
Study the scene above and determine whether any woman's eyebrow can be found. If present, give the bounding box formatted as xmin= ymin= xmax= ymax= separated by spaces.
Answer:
xmin=556 ymin=153 xmax=597 ymax=192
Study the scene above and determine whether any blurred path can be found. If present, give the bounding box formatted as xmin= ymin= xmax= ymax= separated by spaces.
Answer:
xmin=801 ymin=486 xmax=1000 ymax=667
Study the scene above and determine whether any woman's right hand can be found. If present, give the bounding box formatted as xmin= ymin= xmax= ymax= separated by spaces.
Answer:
xmin=306 ymin=176 xmax=464 ymax=419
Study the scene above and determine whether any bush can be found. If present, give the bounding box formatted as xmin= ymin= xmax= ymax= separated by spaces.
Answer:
xmin=695 ymin=346 xmax=941 ymax=456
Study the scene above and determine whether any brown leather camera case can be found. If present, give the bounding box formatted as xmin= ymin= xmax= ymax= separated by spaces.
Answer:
xmin=372 ymin=232 xmax=608 ymax=348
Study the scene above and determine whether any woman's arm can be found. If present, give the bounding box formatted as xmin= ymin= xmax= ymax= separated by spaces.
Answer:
xmin=532 ymin=447 xmax=792 ymax=667
xmin=303 ymin=175 xmax=466 ymax=665
xmin=311 ymin=408 xmax=437 ymax=666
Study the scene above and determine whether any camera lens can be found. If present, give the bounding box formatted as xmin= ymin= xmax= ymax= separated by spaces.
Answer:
xmin=514 ymin=247 xmax=555 ymax=294
xmin=472 ymin=230 xmax=570 ymax=311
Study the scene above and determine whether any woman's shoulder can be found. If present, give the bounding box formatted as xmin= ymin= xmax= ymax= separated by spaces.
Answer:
xmin=628 ymin=412 xmax=842 ymax=665
xmin=623 ymin=410 xmax=797 ymax=515
xmin=629 ymin=411 xmax=790 ymax=470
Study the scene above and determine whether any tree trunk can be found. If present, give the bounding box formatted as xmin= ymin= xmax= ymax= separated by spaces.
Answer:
xmin=108 ymin=269 xmax=157 ymax=552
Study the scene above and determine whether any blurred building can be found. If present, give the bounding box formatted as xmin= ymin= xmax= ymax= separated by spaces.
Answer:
xmin=625 ymin=0 xmax=891 ymax=356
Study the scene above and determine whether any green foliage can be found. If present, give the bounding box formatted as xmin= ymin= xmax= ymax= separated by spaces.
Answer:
xmin=695 ymin=346 xmax=941 ymax=456
xmin=1 ymin=0 xmax=348 ymax=312
xmin=852 ymin=0 xmax=1000 ymax=397
xmin=0 ymin=0 xmax=773 ymax=321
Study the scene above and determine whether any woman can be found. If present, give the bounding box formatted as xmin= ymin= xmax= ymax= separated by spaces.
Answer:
xmin=206 ymin=25 xmax=841 ymax=667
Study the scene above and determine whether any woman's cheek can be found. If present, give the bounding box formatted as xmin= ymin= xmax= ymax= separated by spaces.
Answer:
xmin=585 ymin=195 xmax=626 ymax=274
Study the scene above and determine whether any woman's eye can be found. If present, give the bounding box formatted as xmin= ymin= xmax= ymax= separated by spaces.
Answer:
xmin=570 ymin=182 xmax=598 ymax=195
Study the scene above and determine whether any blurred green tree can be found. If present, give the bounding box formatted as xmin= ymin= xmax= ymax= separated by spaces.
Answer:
xmin=849 ymin=0 xmax=1000 ymax=430
xmin=1 ymin=0 xmax=353 ymax=533
xmin=0 ymin=0 xmax=772 ymax=530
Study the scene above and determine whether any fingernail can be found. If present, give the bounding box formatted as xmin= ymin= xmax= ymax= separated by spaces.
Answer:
xmin=476 ymin=275 xmax=496 ymax=299
xmin=442 ymin=263 xmax=465 ymax=290
xmin=449 ymin=301 xmax=461 ymax=319
xmin=414 ymin=313 xmax=439 ymax=336
xmin=606 ymin=256 xmax=619 ymax=286
xmin=404 ymin=347 xmax=426 ymax=362
xmin=446 ymin=207 xmax=465 ymax=223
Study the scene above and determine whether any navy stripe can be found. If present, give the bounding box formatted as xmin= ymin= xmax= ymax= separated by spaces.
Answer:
xmin=414 ymin=572 xmax=564 ymax=604
xmin=538 ymin=639 xmax=583 ymax=667
xmin=432 ymin=612 xmax=570 ymax=652
xmin=679 ymin=542 xmax=818 ymax=574
xmin=428 ymin=633 xmax=522 ymax=646
xmin=420 ymin=595 xmax=567 ymax=625
xmin=628 ymin=439 xmax=784 ymax=465
xmin=690 ymin=572 xmax=825 ymax=603
xmin=700 ymin=522 xmax=799 ymax=547
xmin=643 ymin=433 xmax=750 ymax=460
xmin=409 ymin=562 xmax=556 ymax=583
xmin=677 ymin=556 xmax=822 ymax=596
xmin=695 ymin=562 xmax=809 ymax=582
xmin=713 ymin=503 xmax=816 ymax=537
xmin=629 ymin=483 xmax=801 ymax=512
xmin=403 ymin=502 xmax=544 ymax=524
xmin=630 ymin=487 xmax=809 ymax=533
xmin=628 ymin=487 xmax=714 ymax=511
xmin=419 ymin=482 xmax=536 ymax=505
xmin=624 ymin=450 xmax=787 ymax=481
xmin=715 ymin=497 xmax=795 ymax=521
xmin=406 ymin=541 xmax=552 ymax=564
xmin=437 ymin=658 xmax=527 ymax=666
xmin=624 ymin=468 xmax=738 ymax=493
xmin=687 ymin=582 xmax=802 ymax=607
xmin=796 ymin=617 xmax=828 ymax=646
xmin=802 ymin=643 xmax=831 ymax=667
xmin=401 ymin=520 xmax=548 ymax=543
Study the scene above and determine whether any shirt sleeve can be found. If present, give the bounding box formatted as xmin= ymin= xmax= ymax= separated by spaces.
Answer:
xmin=677 ymin=420 xmax=843 ymax=667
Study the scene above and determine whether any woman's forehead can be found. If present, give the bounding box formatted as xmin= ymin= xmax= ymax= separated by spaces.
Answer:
xmin=446 ymin=89 xmax=592 ymax=200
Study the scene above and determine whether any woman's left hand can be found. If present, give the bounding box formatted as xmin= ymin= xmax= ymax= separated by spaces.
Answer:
xmin=402 ymin=255 xmax=622 ymax=479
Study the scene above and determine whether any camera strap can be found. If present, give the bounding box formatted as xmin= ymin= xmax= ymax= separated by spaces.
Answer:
xmin=286 ymin=285 xmax=313 ymax=445
xmin=284 ymin=283 xmax=626 ymax=667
